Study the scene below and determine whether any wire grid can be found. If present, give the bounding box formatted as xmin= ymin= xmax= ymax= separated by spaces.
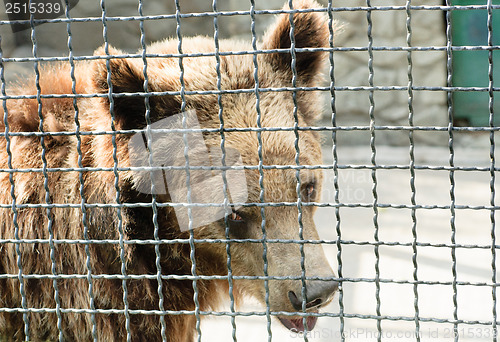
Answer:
xmin=0 ymin=1 xmax=499 ymax=342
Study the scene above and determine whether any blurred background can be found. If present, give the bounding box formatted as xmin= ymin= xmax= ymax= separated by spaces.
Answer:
xmin=4 ymin=0 xmax=497 ymax=146
xmin=1 ymin=0 xmax=450 ymax=147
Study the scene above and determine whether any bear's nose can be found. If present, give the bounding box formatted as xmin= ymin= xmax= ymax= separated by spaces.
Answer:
xmin=288 ymin=280 xmax=338 ymax=311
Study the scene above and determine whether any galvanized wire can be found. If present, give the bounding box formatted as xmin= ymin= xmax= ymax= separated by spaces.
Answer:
xmin=137 ymin=1 xmax=168 ymax=341
xmin=1 ymin=304 xmax=500 ymax=325
xmin=5 ymin=199 xmax=500 ymax=212
xmin=1 ymin=1 xmax=499 ymax=341
xmin=28 ymin=5 xmax=67 ymax=342
xmin=99 ymin=1 xmax=125 ymax=341
xmin=327 ymin=1 xmax=344 ymax=341
xmin=487 ymin=1 xmax=498 ymax=341
xmin=3 ymin=83 xmax=500 ymax=102
xmin=444 ymin=1 xmax=459 ymax=341
xmin=212 ymin=0 xmax=237 ymax=341
xmin=4 ymin=5 xmax=500 ymax=28
xmin=250 ymin=0 xmax=273 ymax=339
xmin=173 ymin=1 xmax=202 ymax=341
xmin=287 ymin=1 xmax=309 ymax=340
xmin=405 ymin=2 xmax=420 ymax=341
xmin=0 ymin=36 xmax=29 ymax=342
xmin=365 ymin=1 xmax=382 ymax=340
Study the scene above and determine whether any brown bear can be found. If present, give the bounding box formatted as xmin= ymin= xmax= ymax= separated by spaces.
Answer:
xmin=0 ymin=0 xmax=338 ymax=341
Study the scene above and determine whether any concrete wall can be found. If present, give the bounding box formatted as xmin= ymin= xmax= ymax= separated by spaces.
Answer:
xmin=331 ymin=0 xmax=448 ymax=146
xmin=0 ymin=0 xmax=448 ymax=145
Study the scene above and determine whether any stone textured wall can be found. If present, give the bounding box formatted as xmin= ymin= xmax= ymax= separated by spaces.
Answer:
xmin=0 ymin=0 xmax=448 ymax=145
xmin=331 ymin=0 xmax=448 ymax=146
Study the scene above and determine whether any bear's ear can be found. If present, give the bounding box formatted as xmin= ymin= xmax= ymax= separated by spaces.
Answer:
xmin=92 ymin=46 xmax=162 ymax=130
xmin=93 ymin=45 xmax=145 ymax=95
xmin=261 ymin=0 xmax=329 ymax=84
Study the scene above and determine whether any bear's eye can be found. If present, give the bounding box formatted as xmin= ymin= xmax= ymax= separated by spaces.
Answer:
xmin=302 ymin=183 xmax=316 ymax=201
xmin=226 ymin=208 xmax=247 ymax=239
xmin=229 ymin=209 xmax=244 ymax=222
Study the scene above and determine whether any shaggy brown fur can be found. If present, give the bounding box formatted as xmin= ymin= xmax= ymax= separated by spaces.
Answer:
xmin=0 ymin=1 xmax=337 ymax=341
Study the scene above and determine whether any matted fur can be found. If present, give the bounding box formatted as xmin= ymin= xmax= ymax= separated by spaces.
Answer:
xmin=0 ymin=1 xmax=337 ymax=341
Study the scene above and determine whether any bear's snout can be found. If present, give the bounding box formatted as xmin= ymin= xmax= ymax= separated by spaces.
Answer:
xmin=288 ymin=280 xmax=339 ymax=311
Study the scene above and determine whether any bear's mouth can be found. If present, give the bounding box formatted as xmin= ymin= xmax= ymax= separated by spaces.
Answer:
xmin=277 ymin=310 xmax=318 ymax=332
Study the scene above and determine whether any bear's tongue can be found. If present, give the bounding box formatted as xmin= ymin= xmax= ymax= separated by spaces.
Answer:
xmin=277 ymin=315 xmax=318 ymax=332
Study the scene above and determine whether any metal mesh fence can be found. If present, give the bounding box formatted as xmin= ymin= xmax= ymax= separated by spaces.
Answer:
xmin=0 ymin=1 xmax=499 ymax=341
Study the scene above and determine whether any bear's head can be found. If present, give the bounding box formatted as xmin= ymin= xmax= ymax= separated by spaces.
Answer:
xmin=90 ymin=0 xmax=337 ymax=333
